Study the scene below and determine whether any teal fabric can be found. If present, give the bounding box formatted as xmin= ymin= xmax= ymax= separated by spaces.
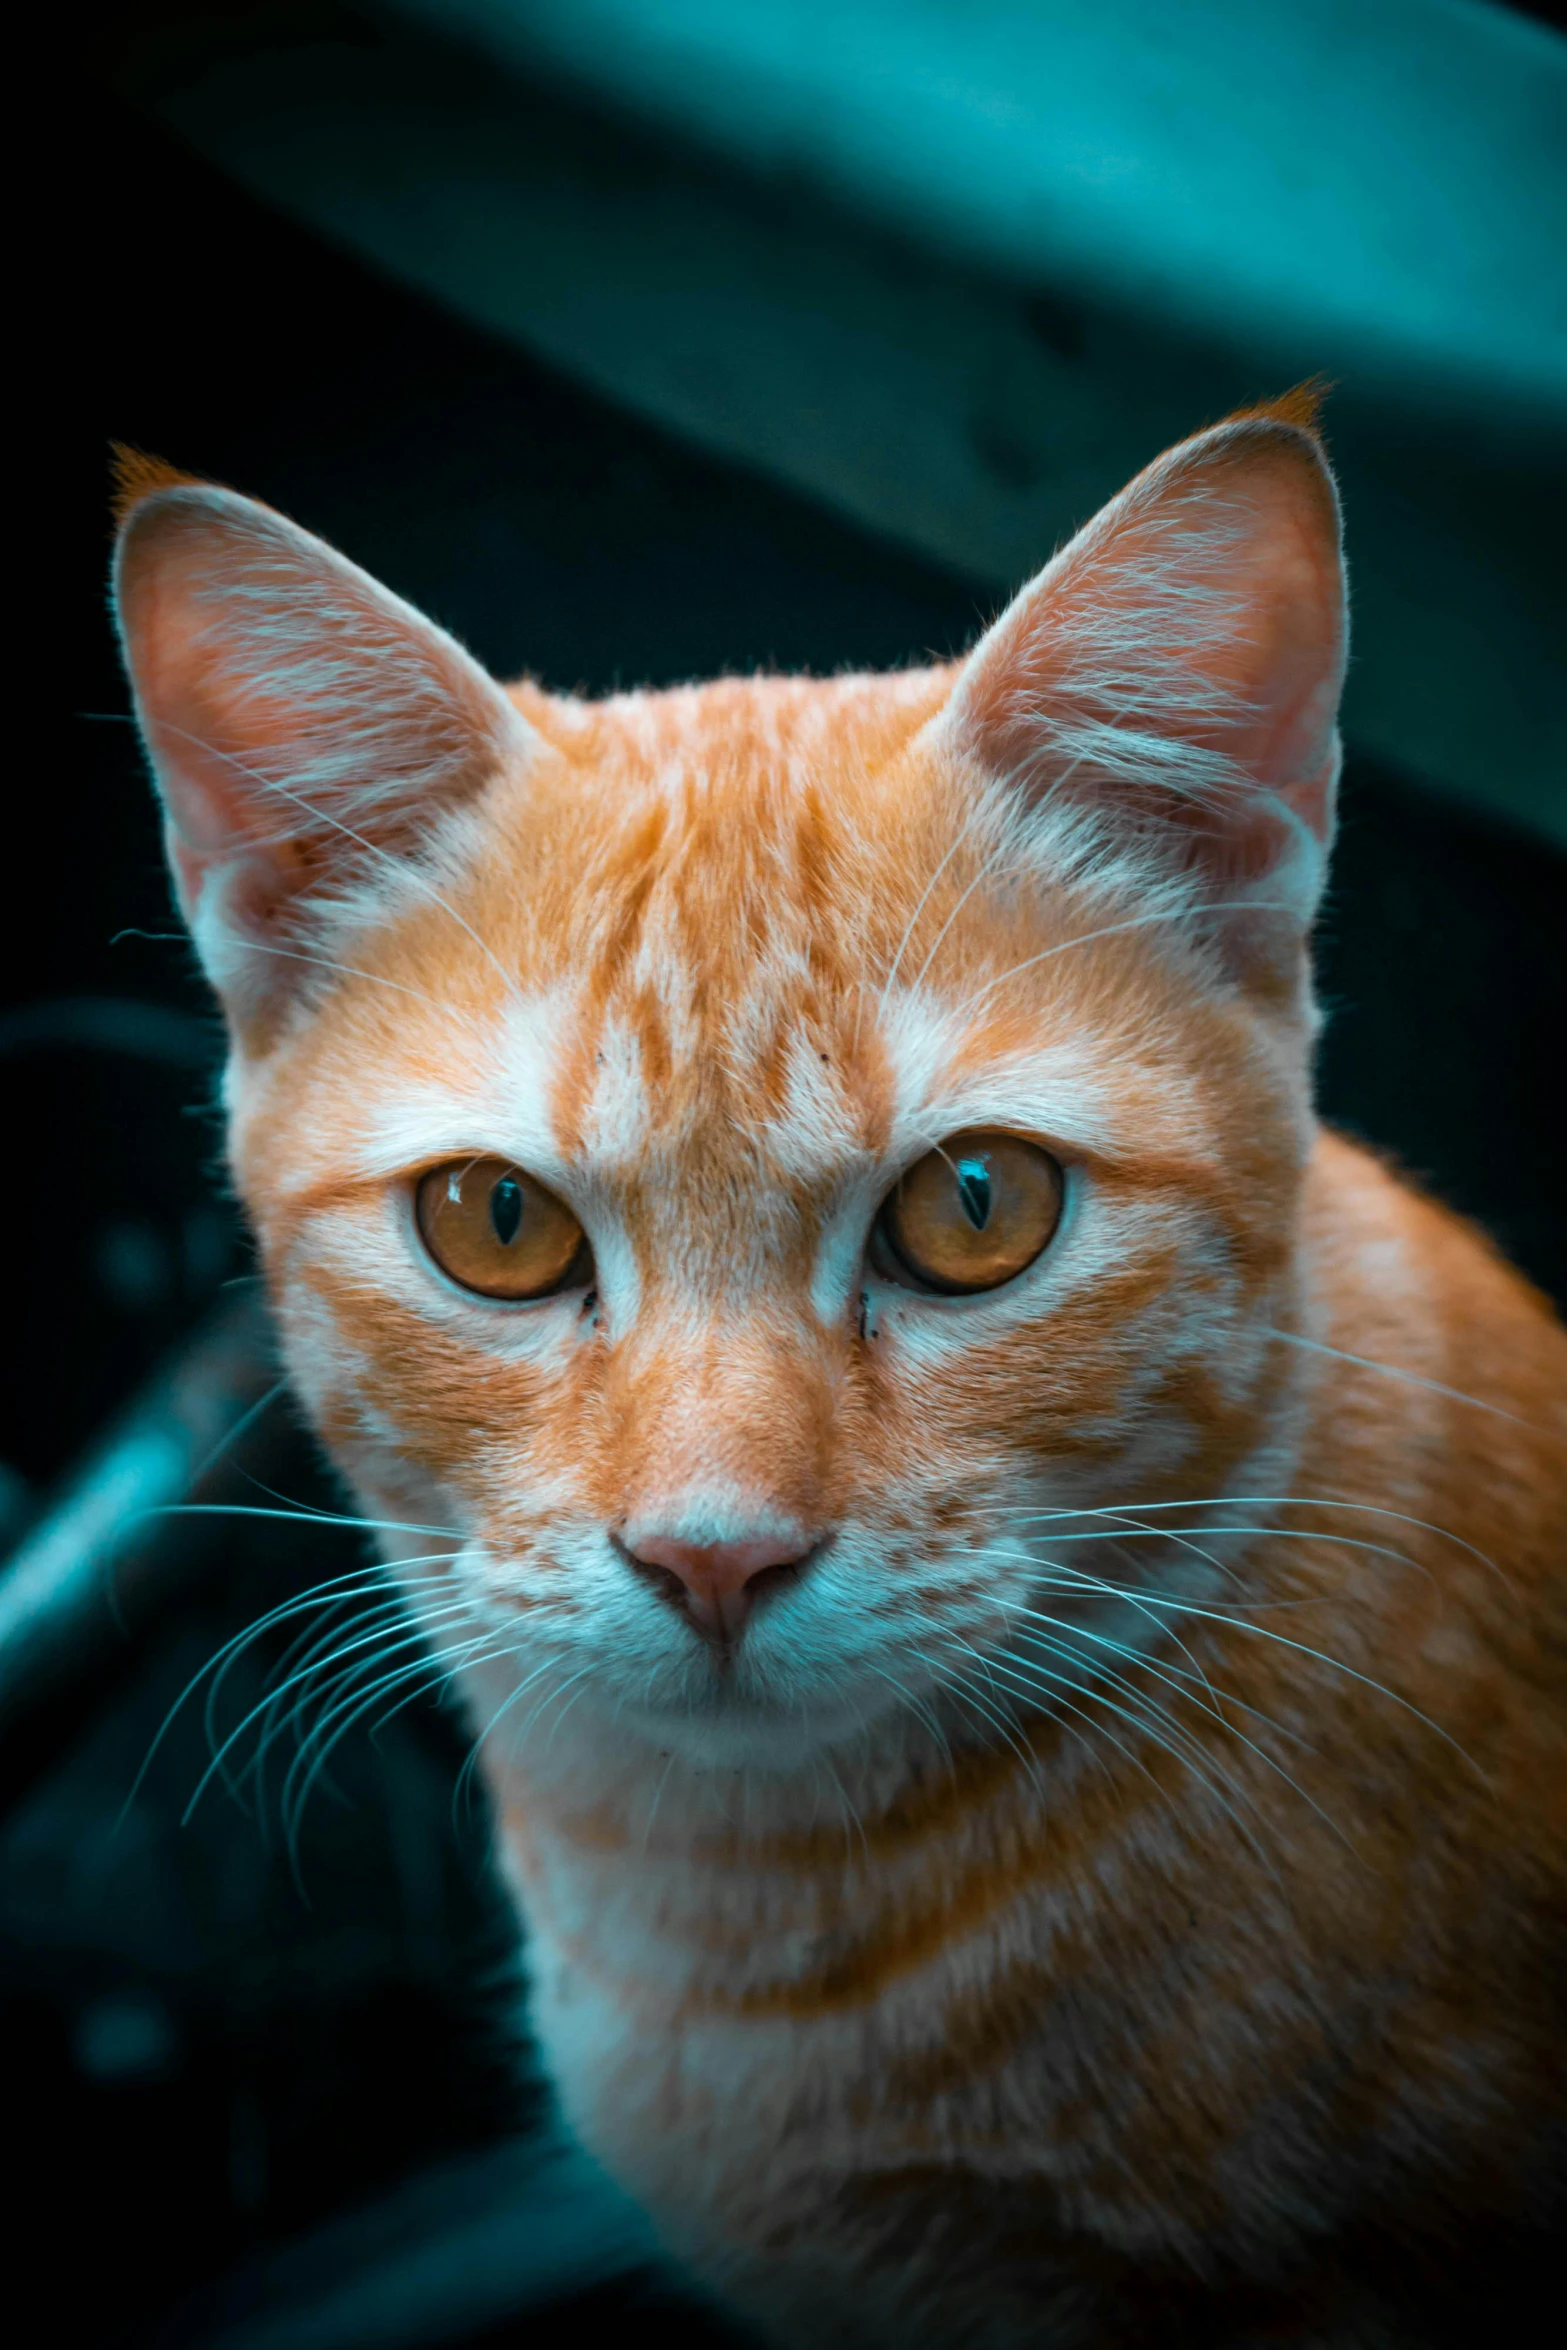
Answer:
xmin=400 ymin=0 xmax=1566 ymax=420
xmin=99 ymin=1 xmax=1567 ymax=840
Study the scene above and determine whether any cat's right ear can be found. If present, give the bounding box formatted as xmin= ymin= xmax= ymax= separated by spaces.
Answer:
xmin=112 ymin=455 xmax=533 ymax=1039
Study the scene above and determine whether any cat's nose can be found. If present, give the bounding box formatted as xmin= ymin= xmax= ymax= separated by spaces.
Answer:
xmin=622 ymin=1528 xmax=816 ymax=1645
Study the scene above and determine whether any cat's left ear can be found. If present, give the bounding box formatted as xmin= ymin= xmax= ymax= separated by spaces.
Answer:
xmin=929 ymin=400 xmax=1347 ymax=997
xmin=112 ymin=453 xmax=535 ymax=1039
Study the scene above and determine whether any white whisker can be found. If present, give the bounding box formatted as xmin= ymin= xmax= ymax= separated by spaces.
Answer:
xmin=951 ymin=900 xmax=1292 ymax=1021
xmin=155 ymin=715 xmax=532 ymax=1016
xmin=1268 ymin=1326 xmax=1539 ymax=1432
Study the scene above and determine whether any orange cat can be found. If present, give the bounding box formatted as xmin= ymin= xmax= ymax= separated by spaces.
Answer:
xmin=113 ymin=402 xmax=1566 ymax=2346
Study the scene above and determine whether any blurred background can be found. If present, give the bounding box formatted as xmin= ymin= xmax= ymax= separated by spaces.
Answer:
xmin=6 ymin=3 xmax=1564 ymax=2341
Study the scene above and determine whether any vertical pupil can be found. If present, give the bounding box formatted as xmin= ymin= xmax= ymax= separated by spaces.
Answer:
xmin=489 ymin=1175 xmax=524 ymax=1246
xmin=955 ymin=1157 xmax=991 ymax=1231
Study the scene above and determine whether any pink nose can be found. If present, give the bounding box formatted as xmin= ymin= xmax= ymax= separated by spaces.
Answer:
xmin=623 ymin=1528 xmax=815 ymax=1644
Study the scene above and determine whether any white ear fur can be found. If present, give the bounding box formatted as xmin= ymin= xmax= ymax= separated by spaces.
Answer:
xmin=929 ymin=413 xmax=1348 ymax=995
xmin=113 ymin=479 xmax=533 ymax=1034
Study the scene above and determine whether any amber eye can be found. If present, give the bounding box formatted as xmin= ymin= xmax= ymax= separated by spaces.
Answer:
xmin=872 ymin=1131 xmax=1064 ymax=1295
xmin=415 ymin=1158 xmax=589 ymax=1300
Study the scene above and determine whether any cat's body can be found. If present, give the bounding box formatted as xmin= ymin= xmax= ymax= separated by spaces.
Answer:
xmin=490 ymin=1132 xmax=1567 ymax=2350
xmin=112 ymin=405 xmax=1566 ymax=2345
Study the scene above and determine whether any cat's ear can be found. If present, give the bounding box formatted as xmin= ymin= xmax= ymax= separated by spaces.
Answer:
xmin=930 ymin=399 xmax=1346 ymax=995
xmin=112 ymin=454 xmax=533 ymax=1036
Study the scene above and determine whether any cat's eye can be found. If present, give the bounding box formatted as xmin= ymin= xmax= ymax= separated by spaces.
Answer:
xmin=872 ymin=1131 xmax=1064 ymax=1296
xmin=415 ymin=1158 xmax=590 ymax=1300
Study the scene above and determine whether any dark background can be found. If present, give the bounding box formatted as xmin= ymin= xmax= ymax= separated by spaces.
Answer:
xmin=4 ymin=54 xmax=1563 ymax=2347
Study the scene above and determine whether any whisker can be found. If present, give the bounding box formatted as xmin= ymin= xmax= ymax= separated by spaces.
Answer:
xmin=815 ymin=1740 xmax=875 ymax=1873
xmin=185 ymin=1594 xmax=480 ymax=1827
xmin=960 ymin=1493 xmax=1505 ymax=1584
xmin=864 ymin=793 xmax=996 ymax=1045
xmin=636 ymin=1743 xmax=684 ymax=1857
xmin=1001 ymin=1519 xmax=1439 ymax=1593
xmin=1268 ymin=1326 xmax=1540 ymax=1433
xmin=278 ymin=1645 xmax=499 ymax=1888
xmin=462 ymin=1649 xmax=578 ymax=1789
xmin=240 ymin=1586 xmax=472 ymax=1795
xmin=950 ymin=900 xmax=1293 ymax=1022
xmin=987 ymin=1569 xmax=1239 ymax=1723
xmin=905 ymin=844 xmax=1037 ymax=998
xmin=860 ymin=1657 xmax=962 ymax=1782
xmin=277 ymin=1625 xmax=508 ymax=1864
xmin=994 ymin=1614 xmax=1347 ymax=1847
xmin=182 ymin=1558 xmax=465 ymax=1794
xmin=943 ymin=1641 xmax=1289 ymax=1879
xmin=538 ymin=1663 xmax=604 ymax=1753
xmin=488 ymin=1655 xmax=607 ymax=1777
xmin=118 ymin=1561 xmax=411 ymax=1825
xmin=143 ymin=1499 xmax=460 ymax=1541
xmin=981 ymin=1608 xmax=1236 ymax=1773
xmin=185 ymin=1376 xmax=292 ymax=1489
xmin=928 ymin=1641 xmax=1051 ymax=1805
xmin=152 ymin=715 xmax=533 ymax=1017
xmin=204 ymin=1588 xmax=419 ymax=1812
xmin=939 ymin=1643 xmax=1253 ymax=1859
xmin=993 ymin=1577 xmax=1474 ymax=1765
xmin=972 ymin=1538 xmax=1224 ymax=1697
xmin=209 ymin=927 xmax=450 ymax=1009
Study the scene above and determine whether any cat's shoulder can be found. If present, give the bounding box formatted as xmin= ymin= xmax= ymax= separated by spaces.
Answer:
xmin=1302 ymin=1126 xmax=1566 ymax=1559
xmin=1308 ymin=1123 xmax=1563 ymax=1344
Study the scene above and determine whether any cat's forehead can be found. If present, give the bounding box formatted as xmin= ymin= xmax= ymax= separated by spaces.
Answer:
xmin=523 ymin=667 xmax=954 ymax=781
xmin=485 ymin=673 xmax=1055 ymax=1144
xmin=245 ymin=669 xmax=1223 ymax=1212
xmin=478 ymin=669 xmax=975 ymax=1072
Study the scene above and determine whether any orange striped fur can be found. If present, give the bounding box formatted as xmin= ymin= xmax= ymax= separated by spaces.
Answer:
xmin=113 ymin=412 xmax=1566 ymax=2346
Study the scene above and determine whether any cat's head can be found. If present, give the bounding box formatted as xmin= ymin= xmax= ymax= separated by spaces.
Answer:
xmin=113 ymin=406 xmax=1345 ymax=1777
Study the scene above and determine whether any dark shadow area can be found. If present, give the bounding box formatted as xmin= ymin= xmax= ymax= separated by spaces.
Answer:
xmin=6 ymin=64 xmax=1561 ymax=2348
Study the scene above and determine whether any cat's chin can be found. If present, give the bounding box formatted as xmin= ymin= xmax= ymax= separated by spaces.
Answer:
xmin=551 ymin=1663 xmax=906 ymax=1779
xmin=623 ymin=1693 xmax=876 ymax=1777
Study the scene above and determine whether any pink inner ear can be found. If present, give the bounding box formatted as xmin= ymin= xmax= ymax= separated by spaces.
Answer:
xmin=1147 ymin=491 xmax=1343 ymax=888
xmin=118 ymin=489 xmax=514 ymax=851
xmin=131 ymin=596 xmax=301 ymax=857
xmin=1189 ymin=490 xmax=1345 ymax=802
xmin=948 ymin=420 xmax=1347 ymax=880
xmin=114 ymin=479 xmax=530 ymax=1029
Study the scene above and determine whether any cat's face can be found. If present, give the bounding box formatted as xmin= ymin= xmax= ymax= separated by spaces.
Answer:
xmin=113 ymin=407 xmax=1345 ymax=1775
